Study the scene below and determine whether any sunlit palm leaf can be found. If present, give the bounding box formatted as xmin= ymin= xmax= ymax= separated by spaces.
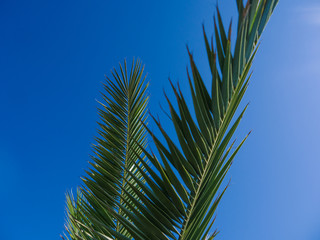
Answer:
xmin=99 ymin=1 xmax=278 ymax=239
xmin=64 ymin=0 xmax=278 ymax=239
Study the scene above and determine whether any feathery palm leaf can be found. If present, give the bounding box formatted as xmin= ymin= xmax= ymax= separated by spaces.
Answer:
xmin=64 ymin=59 xmax=149 ymax=240
xmin=87 ymin=1 xmax=277 ymax=239
xmin=63 ymin=0 xmax=278 ymax=239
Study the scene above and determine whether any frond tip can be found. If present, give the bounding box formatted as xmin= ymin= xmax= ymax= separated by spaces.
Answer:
xmin=64 ymin=59 xmax=150 ymax=240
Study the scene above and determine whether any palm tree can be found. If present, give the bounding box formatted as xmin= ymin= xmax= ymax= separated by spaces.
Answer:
xmin=63 ymin=1 xmax=278 ymax=239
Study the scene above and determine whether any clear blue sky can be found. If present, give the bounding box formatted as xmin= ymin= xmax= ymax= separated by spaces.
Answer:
xmin=1 ymin=0 xmax=320 ymax=239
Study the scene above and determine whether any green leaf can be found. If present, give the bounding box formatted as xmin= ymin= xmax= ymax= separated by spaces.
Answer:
xmin=63 ymin=1 xmax=278 ymax=239
xmin=64 ymin=59 xmax=149 ymax=240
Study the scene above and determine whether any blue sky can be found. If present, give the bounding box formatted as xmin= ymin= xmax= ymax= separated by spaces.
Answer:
xmin=1 ymin=0 xmax=320 ymax=239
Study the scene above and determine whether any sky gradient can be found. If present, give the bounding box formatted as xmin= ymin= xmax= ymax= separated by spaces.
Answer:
xmin=1 ymin=0 xmax=320 ymax=239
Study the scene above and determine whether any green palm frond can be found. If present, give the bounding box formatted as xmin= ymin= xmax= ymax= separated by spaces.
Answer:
xmin=64 ymin=59 xmax=149 ymax=240
xmin=88 ymin=1 xmax=277 ymax=239
xmin=63 ymin=0 xmax=278 ymax=239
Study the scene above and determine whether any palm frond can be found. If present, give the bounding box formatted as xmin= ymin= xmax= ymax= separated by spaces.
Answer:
xmin=63 ymin=0 xmax=278 ymax=239
xmin=64 ymin=59 xmax=149 ymax=240
xmin=95 ymin=1 xmax=278 ymax=239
